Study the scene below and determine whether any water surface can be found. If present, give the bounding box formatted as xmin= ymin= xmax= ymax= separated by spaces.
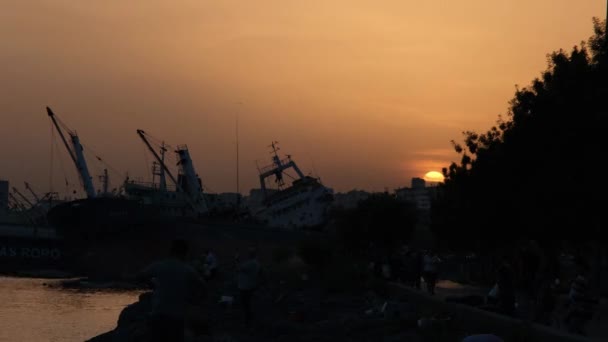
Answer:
xmin=0 ymin=276 xmax=140 ymax=342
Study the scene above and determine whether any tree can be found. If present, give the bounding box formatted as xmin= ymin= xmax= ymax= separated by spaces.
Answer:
xmin=432 ymin=19 xmax=607 ymax=253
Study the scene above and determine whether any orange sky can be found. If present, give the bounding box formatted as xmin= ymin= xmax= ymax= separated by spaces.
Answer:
xmin=1 ymin=1 xmax=605 ymax=195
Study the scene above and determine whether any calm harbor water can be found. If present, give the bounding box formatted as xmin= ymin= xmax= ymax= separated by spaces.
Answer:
xmin=0 ymin=276 xmax=141 ymax=342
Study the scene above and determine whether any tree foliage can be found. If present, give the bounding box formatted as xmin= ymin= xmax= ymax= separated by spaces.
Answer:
xmin=432 ymin=19 xmax=608 ymax=252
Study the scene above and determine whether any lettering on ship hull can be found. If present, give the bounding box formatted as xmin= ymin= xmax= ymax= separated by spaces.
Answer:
xmin=0 ymin=245 xmax=62 ymax=259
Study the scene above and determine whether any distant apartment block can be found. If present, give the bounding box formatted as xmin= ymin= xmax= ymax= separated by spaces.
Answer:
xmin=395 ymin=177 xmax=440 ymax=223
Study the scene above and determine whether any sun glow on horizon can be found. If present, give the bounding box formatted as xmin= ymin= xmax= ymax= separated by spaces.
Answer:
xmin=424 ymin=171 xmax=445 ymax=183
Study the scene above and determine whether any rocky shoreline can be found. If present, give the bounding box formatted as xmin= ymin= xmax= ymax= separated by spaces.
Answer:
xmin=85 ymin=284 xmax=451 ymax=342
xmin=83 ymin=254 xmax=463 ymax=342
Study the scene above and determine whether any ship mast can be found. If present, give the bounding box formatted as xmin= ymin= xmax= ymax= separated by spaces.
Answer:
xmin=236 ymin=113 xmax=240 ymax=210
xmin=137 ymin=130 xmax=180 ymax=189
xmin=151 ymin=144 xmax=167 ymax=191
xmin=158 ymin=142 xmax=167 ymax=191
xmin=47 ymin=107 xmax=96 ymax=199
xmin=98 ymin=169 xmax=109 ymax=195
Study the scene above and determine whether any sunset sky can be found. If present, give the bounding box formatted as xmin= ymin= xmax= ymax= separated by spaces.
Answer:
xmin=1 ymin=1 xmax=605 ymax=196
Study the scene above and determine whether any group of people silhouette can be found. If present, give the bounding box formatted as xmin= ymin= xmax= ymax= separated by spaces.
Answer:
xmin=135 ymin=239 xmax=263 ymax=342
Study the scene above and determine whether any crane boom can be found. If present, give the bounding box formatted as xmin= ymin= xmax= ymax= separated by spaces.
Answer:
xmin=47 ymin=107 xmax=77 ymax=164
xmin=47 ymin=106 xmax=96 ymax=199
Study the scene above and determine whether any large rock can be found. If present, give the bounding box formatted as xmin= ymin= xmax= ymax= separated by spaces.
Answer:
xmin=113 ymin=292 xmax=154 ymax=342
xmin=86 ymin=292 xmax=153 ymax=342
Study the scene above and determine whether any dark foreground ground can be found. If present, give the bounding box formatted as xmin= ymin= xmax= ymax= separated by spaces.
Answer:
xmin=80 ymin=255 xmax=605 ymax=342
xmin=83 ymin=260 xmax=462 ymax=342
xmin=13 ymin=221 xmax=604 ymax=342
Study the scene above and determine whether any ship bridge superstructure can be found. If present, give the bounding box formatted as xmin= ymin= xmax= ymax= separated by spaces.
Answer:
xmin=253 ymin=142 xmax=334 ymax=229
xmin=258 ymin=141 xmax=306 ymax=196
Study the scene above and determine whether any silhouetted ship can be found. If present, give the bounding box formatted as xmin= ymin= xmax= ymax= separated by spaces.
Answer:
xmin=1 ymin=179 xmax=68 ymax=273
xmin=44 ymin=107 xmax=209 ymax=239
xmin=248 ymin=142 xmax=334 ymax=230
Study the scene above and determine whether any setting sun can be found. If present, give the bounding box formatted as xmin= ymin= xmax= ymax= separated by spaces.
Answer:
xmin=424 ymin=171 xmax=445 ymax=183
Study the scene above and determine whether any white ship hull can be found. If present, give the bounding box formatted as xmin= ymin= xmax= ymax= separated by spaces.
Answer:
xmin=253 ymin=180 xmax=333 ymax=230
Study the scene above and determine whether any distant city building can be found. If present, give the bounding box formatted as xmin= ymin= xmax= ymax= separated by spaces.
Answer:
xmin=411 ymin=177 xmax=426 ymax=190
xmin=395 ymin=177 xmax=440 ymax=224
xmin=396 ymin=178 xmax=430 ymax=210
xmin=332 ymin=190 xmax=371 ymax=209
xmin=0 ymin=180 xmax=8 ymax=215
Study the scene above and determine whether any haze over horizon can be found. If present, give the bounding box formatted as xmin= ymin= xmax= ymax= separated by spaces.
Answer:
xmin=1 ymin=1 xmax=605 ymax=196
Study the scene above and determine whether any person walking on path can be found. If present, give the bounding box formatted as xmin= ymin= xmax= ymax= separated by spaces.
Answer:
xmin=413 ymin=250 xmax=423 ymax=290
xmin=136 ymin=239 xmax=206 ymax=342
xmin=236 ymin=247 xmax=264 ymax=328
xmin=202 ymin=248 xmax=219 ymax=280
xmin=423 ymin=250 xmax=441 ymax=295
xmin=495 ymin=258 xmax=516 ymax=317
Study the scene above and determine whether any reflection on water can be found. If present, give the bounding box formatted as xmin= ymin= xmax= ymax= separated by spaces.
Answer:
xmin=0 ymin=276 xmax=140 ymax=342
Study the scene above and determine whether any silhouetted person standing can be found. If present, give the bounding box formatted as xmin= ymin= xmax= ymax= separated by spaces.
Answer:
xmin=565 ymin=259 xmax=595 ymax=335
xmin=136 ymin=239 xmax=205 ymax=342
xmin=203 ymin=248 xmax=218 ymax=280
xmin=413 ymin=250 xmax=423 ymax=290
xmin=423 ymin=250 xmax=441 ymax=295
xmin=237 ymin=247 xmax=263 ymax=328
xmin=519 ymin=241 xmax=541 ymax=317
xmin=496 ymin=259 xmax=516 ymax=317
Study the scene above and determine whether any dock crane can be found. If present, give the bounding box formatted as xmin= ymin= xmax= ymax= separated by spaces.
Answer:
xmin=47 ymin=106 xmax=96 ymax=199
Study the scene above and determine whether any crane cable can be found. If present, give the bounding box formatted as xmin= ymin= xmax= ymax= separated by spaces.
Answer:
xmin=81 ymin=143 xmax=124 ymax=181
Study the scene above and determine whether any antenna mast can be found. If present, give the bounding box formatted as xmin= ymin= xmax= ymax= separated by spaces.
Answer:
xmin=236 ymin=112 xmax=240 ymax=209
xmin=98 ymin=169 xmax=109 ymax=195
xmin=151 ymin=142 xmax=167 ymax=191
